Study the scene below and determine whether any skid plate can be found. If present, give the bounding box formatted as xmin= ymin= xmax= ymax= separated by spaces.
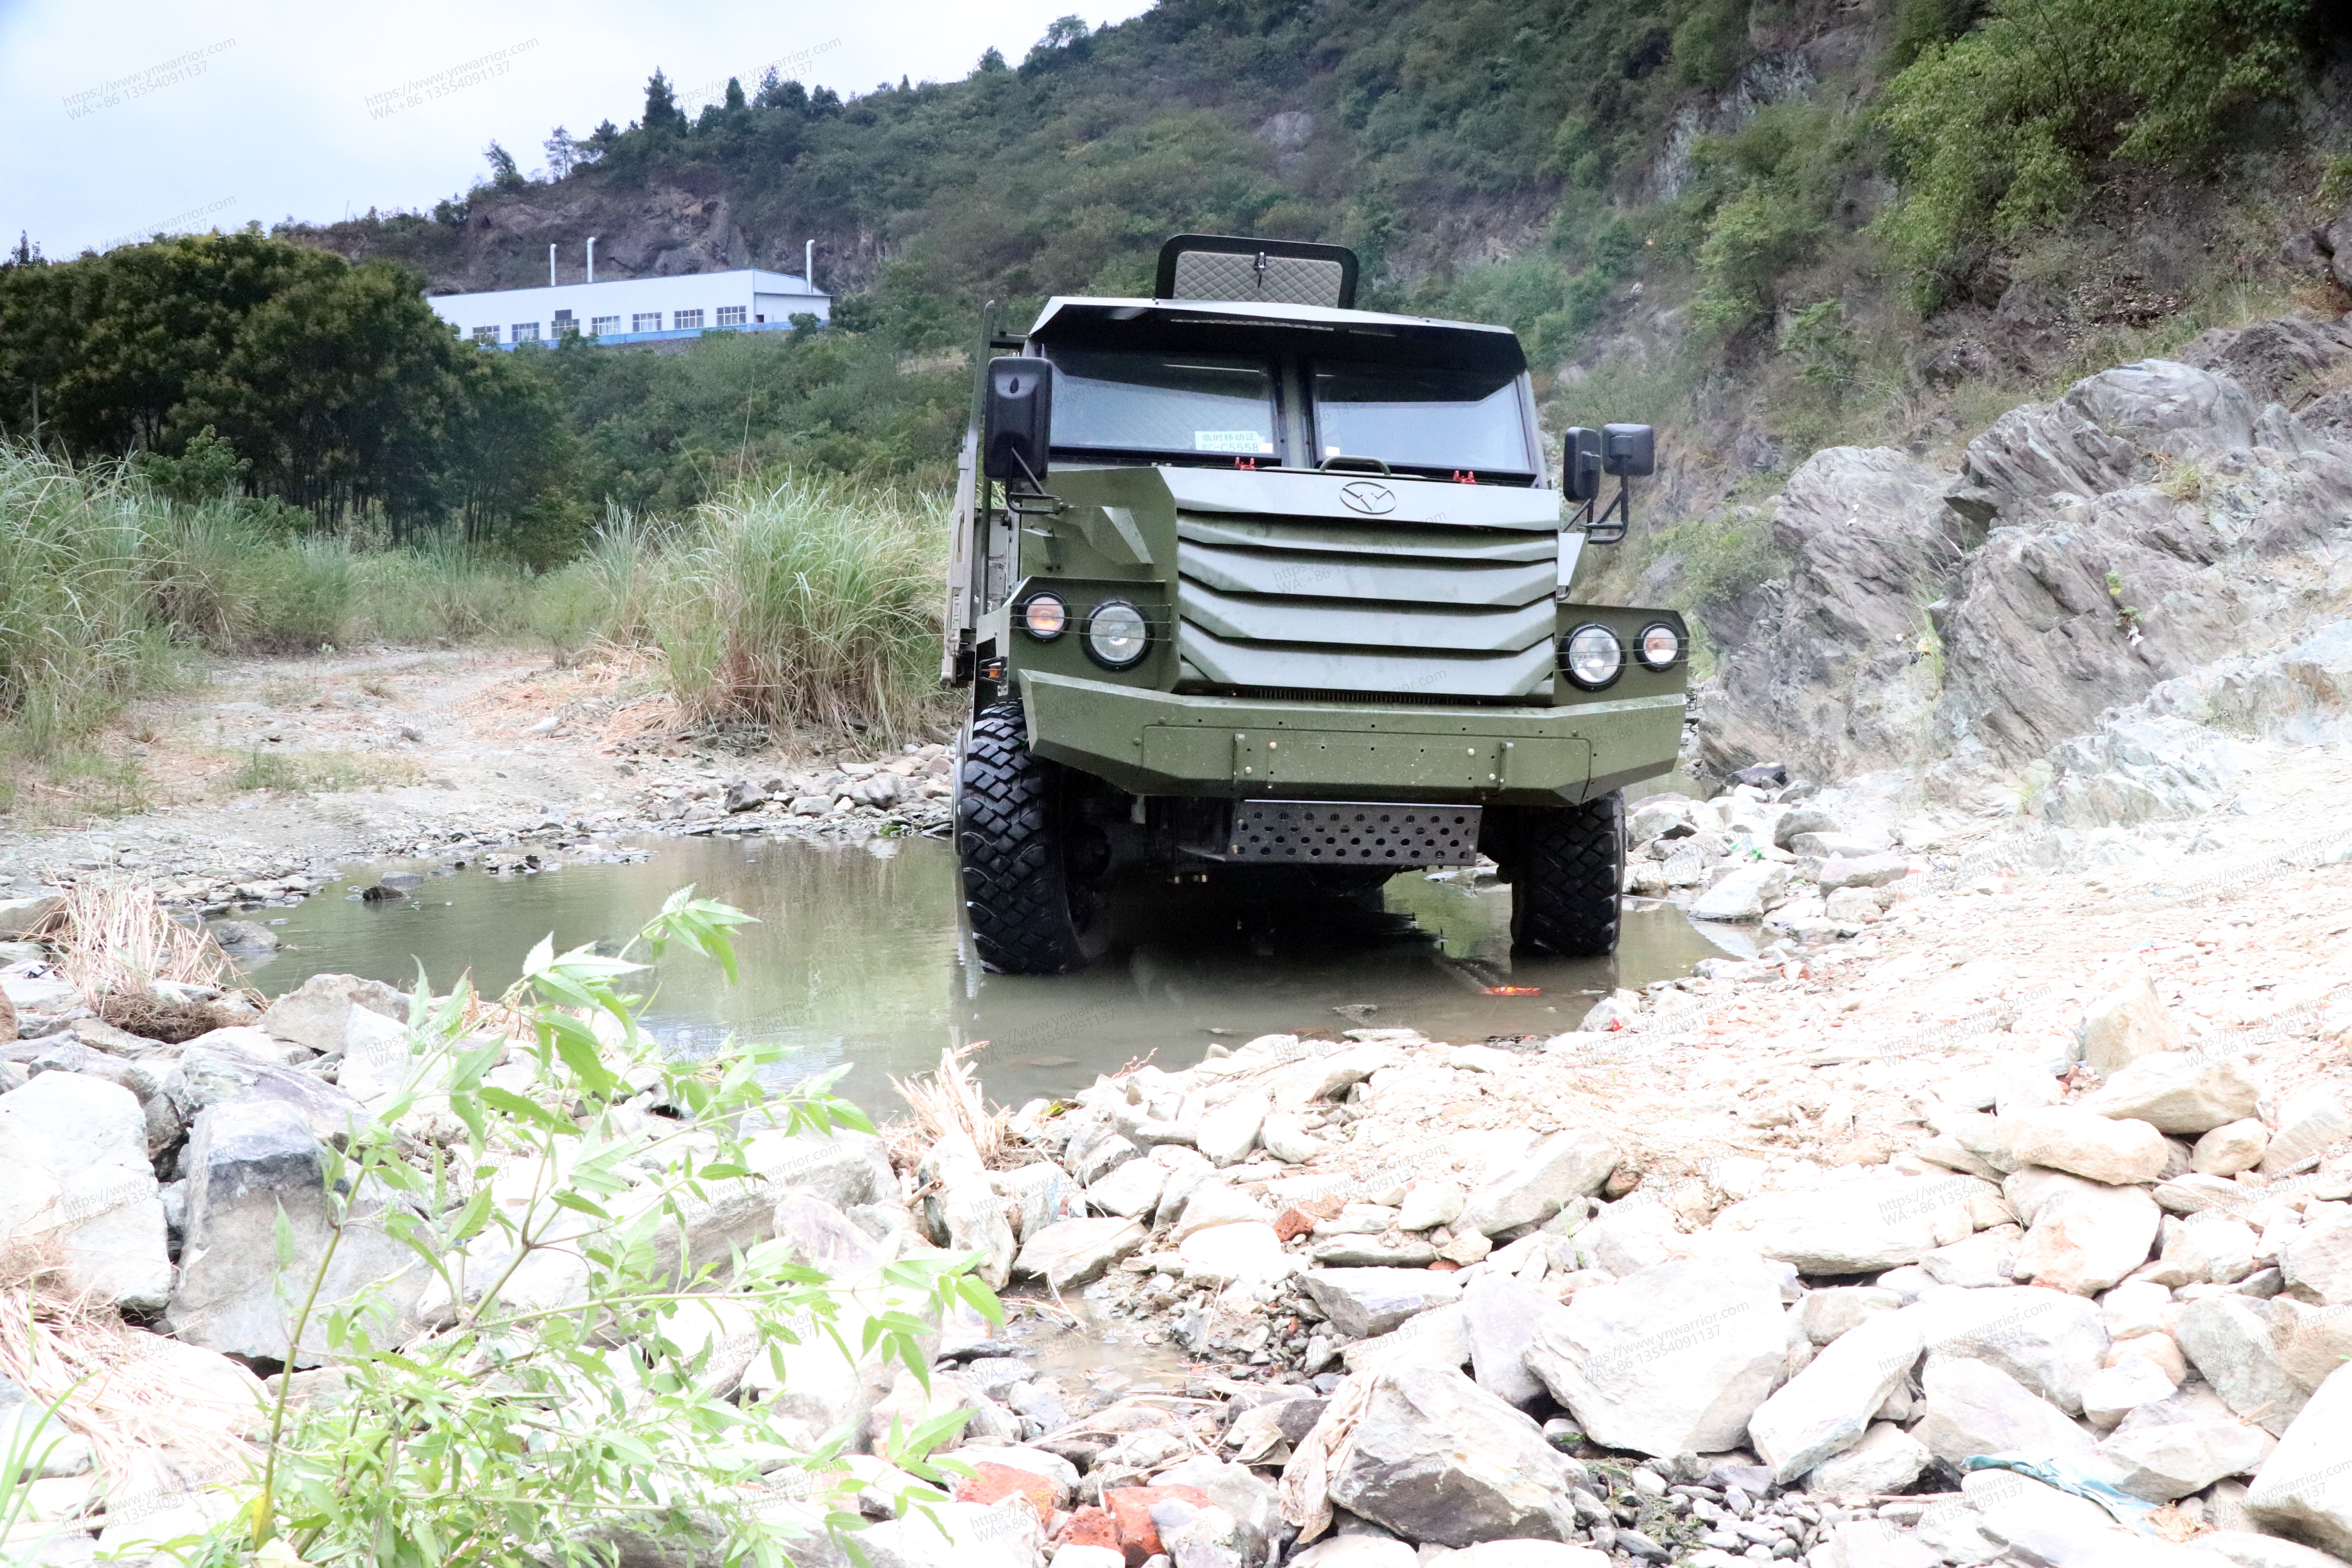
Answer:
xmin=1187 ymin=799 xmax=1483 ymax=867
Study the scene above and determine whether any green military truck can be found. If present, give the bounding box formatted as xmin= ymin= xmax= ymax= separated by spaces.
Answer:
xmin=943 ymin=234 xmax=1688 ymax=973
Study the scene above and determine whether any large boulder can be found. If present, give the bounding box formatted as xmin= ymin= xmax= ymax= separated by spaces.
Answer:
xmin=2098 ymin=1386 xmax=2278 ymax=1502
xmin=1748 ymin=1309 xmax=1924 ymax=1482
xmin=1462 ymin=1274 xmax=1553 ymax=1408
xmin=1524 ymin=1255 xmax=1788 ymax=1458
xmin=2076 ymin=1052 xmax=2261 ymax=1135
xmin=2011 ymin=1181 xmax=2162 ymax=1295
xmin=165 ymin=1098 xmax=426 ymax=1365
xmin=0 ymin=1072 xmax=170 ymax=1311
xmin=743 ymin=1125 xmax=897 ymax=1211
xmin=1299 ymin=1268 xmax=1462 ymax=1340
xmin=2248 ymin=1362 xmax=2352 ymax=1558
xmin=1710 ymin=1176 xmax=1980 ymax=1272
xmin=1013 ymin=1218 xmax=1145 ymax=1291
xmin=1456 ymin=1130 xmax=1617 ymax=1238
xmin=1999 ymin=1108 xmax=2170 ymax=1185
xmin=259 ymin=972 xmax=405 ymax=1053
xmin=1915 ymin=1356 xmax=2098 ymax=1468
xmin=2179 ymin=1296 xmax=2309 ymax=1437
xmin=2283 ymin=1210 xmax=2352 ymax=1307
xmin=1914 ymin=1285 xmax=2111 ymax=1414
xmin=2082 ymin=967 xmax=2190 ymax=1076
xmin=1694 ymin=446 xmax=1965 ymax=781
xmin=1326 ymin=1366 xmax=1584 ymax=1546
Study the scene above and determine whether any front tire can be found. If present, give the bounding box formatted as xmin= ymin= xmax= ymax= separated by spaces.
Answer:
xmin=1502 ymin=792 xmax=1624 ymax=957
xmin=955 ymin=702 xmax=1109 ymax=974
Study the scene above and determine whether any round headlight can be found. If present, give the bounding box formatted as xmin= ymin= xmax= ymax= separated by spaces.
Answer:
xmin=1084 ymin=599 xmax=1150 ymax=670
xmin=1636 ymin=622 xmax=1680 ymax=671
xmin=1019 ymin=592 xmax=1066 ymax=641
xmin=1561 ymin=623 xmax=1623 ymax=690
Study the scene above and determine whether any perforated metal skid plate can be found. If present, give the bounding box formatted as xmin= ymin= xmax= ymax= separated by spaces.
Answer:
xmin=1190 ymin=800 xmax=1483 ymax=867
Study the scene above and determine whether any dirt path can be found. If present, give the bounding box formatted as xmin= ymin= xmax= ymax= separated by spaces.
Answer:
xmin=0 ymin=644 xmax=939 ymax=906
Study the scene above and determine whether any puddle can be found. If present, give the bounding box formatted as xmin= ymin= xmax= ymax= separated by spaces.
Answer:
xmin=236 ymin=834 xmax=1736 ymax=1110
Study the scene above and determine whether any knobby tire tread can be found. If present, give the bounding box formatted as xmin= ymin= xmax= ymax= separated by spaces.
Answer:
xmin=957 ymin=702 xmax=1091 ymax=974
xmin=1511 ymin=790 xmax=1624 ymax=957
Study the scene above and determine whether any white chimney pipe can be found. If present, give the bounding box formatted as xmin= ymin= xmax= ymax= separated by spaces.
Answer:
xmin=548 ymin=244 xmax=557 ymax=287
xmin=806 ymin=239 xmax=815 ymax=292
xmin=586 ymin=236 xmax=597 ymax=284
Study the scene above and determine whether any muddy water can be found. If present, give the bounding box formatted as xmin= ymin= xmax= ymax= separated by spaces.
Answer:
xmin=237 ymin=834 xmax=1735 ymax=1111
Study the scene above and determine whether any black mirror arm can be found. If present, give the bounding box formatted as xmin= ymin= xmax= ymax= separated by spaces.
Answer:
xmin=1585 ymin=475 xmax=1633 ymax=545
xmin=1003 ymin=446 xmax=1066 ymax=517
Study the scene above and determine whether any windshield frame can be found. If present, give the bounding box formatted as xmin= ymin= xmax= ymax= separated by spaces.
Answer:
xmin=1026 ymin=299 xmax=1545 ymax=487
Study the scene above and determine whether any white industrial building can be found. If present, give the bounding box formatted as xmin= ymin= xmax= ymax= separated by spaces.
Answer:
xmin=427 ymin=267 xmax=830 ymax=349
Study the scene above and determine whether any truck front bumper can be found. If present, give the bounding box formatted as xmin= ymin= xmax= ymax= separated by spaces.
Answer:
xmin=1016 ymin=670 xmax=1683 ymax=806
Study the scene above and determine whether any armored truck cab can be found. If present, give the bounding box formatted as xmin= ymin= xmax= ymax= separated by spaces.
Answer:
xmin=945 ymin=235 xmax=1688 ymax=973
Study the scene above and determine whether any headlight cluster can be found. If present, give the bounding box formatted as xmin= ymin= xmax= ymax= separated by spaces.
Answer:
xmin=1017 ymin=592 xmax=1152 ymax=671
xmin=1558 ymin=621 xmax=1681 ymax=690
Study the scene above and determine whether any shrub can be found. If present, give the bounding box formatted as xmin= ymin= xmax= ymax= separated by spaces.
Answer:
xmin=1877 ymin=0 xmax=2318 ymax=289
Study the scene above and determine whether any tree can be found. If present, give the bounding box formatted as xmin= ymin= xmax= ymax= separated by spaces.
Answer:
xmin=724 ymin=75 xmax=746 ymax=111
xmin=5 ymin=233 xmax=38 ymax=269
xmin=976 ymin=46 xmax=1008 ymax=73
xmin=482 ymin=140 xmax=524 ymax=190
xmin=583 ymin=119 xmax=621 ymax=160
xmin=643 ymin=69 xmax=686 ymax=132
xmin=543 ymin=125 xmax=579 ymax=179
xmin=755 ymin=72 xmax=809 ymax=113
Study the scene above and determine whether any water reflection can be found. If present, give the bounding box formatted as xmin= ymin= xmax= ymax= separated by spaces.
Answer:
xmin=240 ymin=834 xmax=1732 ymax=1110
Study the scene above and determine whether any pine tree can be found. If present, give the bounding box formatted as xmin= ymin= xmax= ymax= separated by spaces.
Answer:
xmin=642 ymin=70 xmax=686 ymax=132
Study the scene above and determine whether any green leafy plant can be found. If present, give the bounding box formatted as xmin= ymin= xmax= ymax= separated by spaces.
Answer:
xmin=214 ymin=887 xmax=997 ymax=1566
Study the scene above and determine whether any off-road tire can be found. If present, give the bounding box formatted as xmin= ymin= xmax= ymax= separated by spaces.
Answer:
xmin=1506 ymin=791 xmax=1624 ymax=957
xmin=955 ymin=702 xmax=1107 ymax=974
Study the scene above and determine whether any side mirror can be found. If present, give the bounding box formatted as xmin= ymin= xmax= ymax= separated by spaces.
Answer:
xmin=1603 ymin=423 xmax=1655 ymax=477
xmin=1561 ymin=427 xmax=1603 ymax=502
xmin=983 ymin=357 xmax=1054 ymax=483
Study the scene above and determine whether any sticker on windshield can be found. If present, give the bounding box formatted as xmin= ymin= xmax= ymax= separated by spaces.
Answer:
xmin=1194 ymin=431 xmax=1275 ymax=454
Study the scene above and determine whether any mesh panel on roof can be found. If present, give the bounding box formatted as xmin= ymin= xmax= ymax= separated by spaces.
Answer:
xmin=1171 ymin=250 xmax=1347 ymax=308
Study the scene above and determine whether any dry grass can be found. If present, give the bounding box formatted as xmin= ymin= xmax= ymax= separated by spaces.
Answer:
xmin=34 ymin=879 xmax=254 ymax=1038
xmin=0 ymin=1254 xmax=264 ymax=1511
xmin=889 ymin=1044 xmax=1011 ymax=1167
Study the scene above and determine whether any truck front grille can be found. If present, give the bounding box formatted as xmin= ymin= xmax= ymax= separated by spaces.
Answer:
xmin=1183 ymin=800 xmax=1484 ymax=866
xmin=1173 ymin=510 xmax=1559 ymax=700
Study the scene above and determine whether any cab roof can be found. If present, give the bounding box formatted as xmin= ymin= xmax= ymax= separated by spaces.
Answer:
xmin=1024 ymin=296 xmax=1527 ymax=376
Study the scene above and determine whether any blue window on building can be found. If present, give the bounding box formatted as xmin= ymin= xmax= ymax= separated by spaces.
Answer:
xmin=471 ymin=326 xmax=499 ymax=346
xmin=674 ymin=309 xmax=705 ymax=330
xmin=512 ymin=322 xmax=541 ymax=342
xmin=590 ymin=315 xmax=621 ymax=336
xmin=716 ymin=305 xmax=747 ymax=327
xmin=632 ymin=312 xmax=662 ymax=332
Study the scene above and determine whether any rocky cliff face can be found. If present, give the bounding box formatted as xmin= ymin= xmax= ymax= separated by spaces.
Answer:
xmin=1695 ymin=312 xmax=2352 ymax=822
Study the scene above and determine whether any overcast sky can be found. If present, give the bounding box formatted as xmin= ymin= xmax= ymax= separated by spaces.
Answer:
xmin=1 ymin=0 xmax=1156 ymax=259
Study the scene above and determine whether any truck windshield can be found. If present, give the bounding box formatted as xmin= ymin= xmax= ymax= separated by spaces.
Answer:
xmin=1047 ymin=349 xmax=1278 ymax=458
xmin=1311 ymin=362 xmax=1531 ymax=475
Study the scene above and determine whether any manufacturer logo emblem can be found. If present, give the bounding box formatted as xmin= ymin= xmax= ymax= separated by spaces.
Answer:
xmin=1339 ymin=480 xmax=1397 ymax=515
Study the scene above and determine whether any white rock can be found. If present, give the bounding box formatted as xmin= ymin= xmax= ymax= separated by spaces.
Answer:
xmin=2188 ymin=1530 xmax=2352 ymax=1568
xmin=1749 ymin=1308 xmax=1924 ymax=1481
xmin=1299 ymin=1268 xmax=1463 ymax=1339
xmin=2098 ymin=1385 xmax=2278 ymax=1501
xmin=1795 ymin=1287 xmax=1903 ymax=1345
xmin=0 ymin=892 xmax=64 ymax=940
xmin=1290 ymin=1539 xmax=1421 ymax=1568
xmin=1012 ymin=1218 xmax=1144 ymax=1290
xmin=2080 ymin=1355 xmax=2181 ymax=1430
xmin=2078 ymin=1052 xmax=2261 ymax=1136
xmin=1087 ymin=1158 xmax=1166 ymax=1220
xmin=1261 ymin=1112 xmax=1325 ymax=1164
xmin=2083 ymin=965 xmax=2188 ymax=1076
xmin=260 ymin=971 xmax=405 ymax=1053
xmin=1399 ymin=1180 xmax=1467 ymax=1232
xmin=1711 ymin=1176 xmax=1980 ymax=1273
xmin=1463 ymin=1274 xmax=1553 ymax=1408
xmin=2282 ymin=1208 xmax=2352 ymax=1306
xmin=994 ymin=1161 xmax=1085 ymax=1242
xmin=2013 ymin=1180 xmax=2162 ymax=1294
xmin=1690 ymin=863 xmax=1789 ymax=921
xmin=2104 ymin=1280 xmax=2174 ymax=1341
xmin=1913 ymin=1284 xmax=2111 ymax=1414
xmin=2001 ymin=1107 xmax=2171 ymax=1185
xmin=1915 ymin=1356 xmax=2098 ymax=1468
xmin=1178 ymin=1221 xmax=1295 ymax=1285
xmin=2248 ymin=1361 xmax=2352 ymax=1556
xmin=1524 ymin=1254 xmax=1788 ymax=1458
xmin=2166 ymin=1212 xmax=2261 ymax=1285
xmin=2180 ymin=1295 xmax=2310 ymax=1437
xmin=0 ymin=1073 xmax=169 ymax=1311
xmin=1197 ymin=1093 xmax=1269 ymax=1167
xmin=1327 ymin=1366 xmax=1585 ymax=1545
xmin=2194 ymin=1120 xmax=2272 ymax=1178
xmin=1457 ymin=1129 xmax=1617 ymax=1237
xmin=1173 ymin=1181 xmax=1273 ymax=1242
xmin=2263 ymin=1091 xmax=2352 ymax=1178
xmin=1431 ymin=1544 xmax=1609 ymax=1568
xmin=1804 ymin=1520 xmax=1940 ymax=1568
xmin=1805 ymin=1420 xmax=1930 ymax=1498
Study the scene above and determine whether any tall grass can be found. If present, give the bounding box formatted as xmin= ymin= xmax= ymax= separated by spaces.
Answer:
xmin=0 ymin=443 xmax=953 ymax=788
xmin=646 ymin=473 xmax=950 ymax=739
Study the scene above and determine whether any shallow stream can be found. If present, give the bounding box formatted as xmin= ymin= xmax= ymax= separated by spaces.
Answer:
xmin=236 ymin=834 xmax=1733 ymax=1110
